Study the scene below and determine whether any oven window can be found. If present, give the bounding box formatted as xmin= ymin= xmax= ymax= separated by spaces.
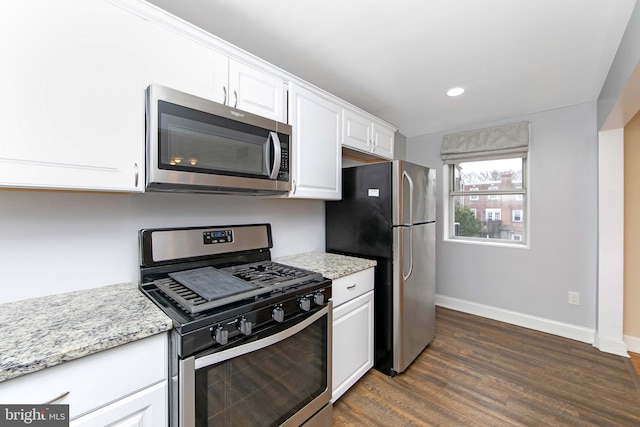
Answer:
xmin=194 ymin=316 xmax=328 ymax=427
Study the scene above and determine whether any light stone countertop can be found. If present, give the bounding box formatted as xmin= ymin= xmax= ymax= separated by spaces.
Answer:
xmin=276 ymin=251 xmax=376 ymax=280
xmin=0 ymin=283 xmax=172 ymax=383
xmin=0 ymin=252 xmax=374 ymax=384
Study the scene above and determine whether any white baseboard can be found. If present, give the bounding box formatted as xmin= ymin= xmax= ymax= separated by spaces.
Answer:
xmin=625 ymin=335 xmax=640 ymax=354
xmin=436 ymin=294 xmax=596 ymax=344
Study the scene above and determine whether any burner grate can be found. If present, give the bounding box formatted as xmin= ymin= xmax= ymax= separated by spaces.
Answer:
xmin=154 ymin=277 xmax=270 ymax=314
xmin=151 ymin=261 xmax=324 ymax=314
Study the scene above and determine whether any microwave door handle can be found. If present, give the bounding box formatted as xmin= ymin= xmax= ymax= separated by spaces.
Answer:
xmin=268 ymin=131 xmax=282 ymax=180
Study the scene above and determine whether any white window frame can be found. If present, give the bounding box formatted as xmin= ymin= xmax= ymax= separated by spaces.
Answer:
xmin=512 ymin=209 xmax=523 ymax=222
xmin=469 ymin=187 xmax=479 ymax=201
xmin=487 ymin=185 xmax=499 ymax=200
xmin=444 ymin=157 xmax=528 ymax=248
xmin=486 ymin=208 xmax=501 ymax=221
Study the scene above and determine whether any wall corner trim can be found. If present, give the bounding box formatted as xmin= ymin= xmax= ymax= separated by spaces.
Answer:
xmin=436 ymin=294 xmax=596 ymax=345
xmin=595 ymin=335 xmax=630 ymax=357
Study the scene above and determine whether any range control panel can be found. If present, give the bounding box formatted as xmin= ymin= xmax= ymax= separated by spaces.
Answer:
xmin=203 ymin=229 xmax=233 ymax=245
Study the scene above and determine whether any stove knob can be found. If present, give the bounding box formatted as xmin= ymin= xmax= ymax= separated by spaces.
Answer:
xmin=212 ymin=326 xmax=228 ymax=345
xmin=237 ymin=317 xmax=252 ymax=335
xmin=313 ymin=293 xmax=325 ymax=306
xmin=299 ymin=297 xmax=311 ymax=312
xmin=272 ymin=306 xmax=285 ymax=323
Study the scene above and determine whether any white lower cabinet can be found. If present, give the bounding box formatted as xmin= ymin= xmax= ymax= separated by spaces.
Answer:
xmin=70 ymin=381 xmax=166 ymax=427
xmin=0 ymin=334 xmax=168 ymax=426
xmin=331 ymin=268 xmax=375 ymax=402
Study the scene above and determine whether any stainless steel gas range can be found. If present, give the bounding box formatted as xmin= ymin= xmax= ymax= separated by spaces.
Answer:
xmin=139 ymin=224 xmax=332 ymax=427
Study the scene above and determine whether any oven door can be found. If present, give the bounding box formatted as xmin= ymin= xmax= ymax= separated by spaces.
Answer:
xmin=179 ymin=303 xmax=332 ymax=427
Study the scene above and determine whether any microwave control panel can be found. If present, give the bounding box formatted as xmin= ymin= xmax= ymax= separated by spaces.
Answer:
xmin=278 ymin=140 xmax=289 ymax=181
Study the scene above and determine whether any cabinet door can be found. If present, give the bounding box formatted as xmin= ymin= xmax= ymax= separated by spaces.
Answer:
xmin=342 ymin=108 xmax=372 ymax=153
xmin=143 ymin=18 xmax=228 ymax=104
xmin=229 ymin=60 xmax=286 ymax=122
xmin=372 ymin=121 xmax=395 ymax=159
xmin=288 ymin=83 xmax=341 ymax=200
xmin=0 ymin=0 xmax=146 ymax=192
xmin=332 ymin=290 xmax=374 ymax=402
xmin=70 ymin=381 xmax=167 ymax=427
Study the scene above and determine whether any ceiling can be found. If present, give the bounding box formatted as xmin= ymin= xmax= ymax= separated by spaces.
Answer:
xmin=146 ymin=0 xmax=637 ymax=138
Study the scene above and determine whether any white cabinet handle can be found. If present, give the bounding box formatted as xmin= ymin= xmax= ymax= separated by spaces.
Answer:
xmin=223 ymin=86 xmax=227 ymax=105
xmin=233 ymin=90 xmax=238 ymax=108
xmin=346 ymin=284 xmax=356 ymax=290
xmin=42 ymin=391 xmax=69 ymax=405
xmin=134 ymin=162 xmax=139 ymax=187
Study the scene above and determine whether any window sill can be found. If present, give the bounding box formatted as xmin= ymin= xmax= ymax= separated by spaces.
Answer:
xmin=443 ymin=237 xmax=530 ymax=249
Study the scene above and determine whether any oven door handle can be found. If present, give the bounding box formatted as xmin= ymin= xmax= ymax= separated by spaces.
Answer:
xmin=193 ymin=303 xmax=330 ymax=369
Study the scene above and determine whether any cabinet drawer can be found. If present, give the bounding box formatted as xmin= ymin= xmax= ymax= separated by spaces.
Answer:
xmin=331 ymin=268 xmax=374 ymax=307
xmin=0 ymin=333 xmax=167 ymax=420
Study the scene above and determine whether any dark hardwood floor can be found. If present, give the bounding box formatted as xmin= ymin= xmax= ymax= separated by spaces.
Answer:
xmin=332 ymin=307 xmax=640 ymax=426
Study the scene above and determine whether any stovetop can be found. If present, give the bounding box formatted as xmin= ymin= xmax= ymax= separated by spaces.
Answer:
xmin=148 ymin=261 xmax=324 ymax=315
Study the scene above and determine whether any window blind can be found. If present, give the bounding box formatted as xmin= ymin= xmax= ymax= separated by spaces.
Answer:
xmin=440 ymin=121 xmax=530 ymax=163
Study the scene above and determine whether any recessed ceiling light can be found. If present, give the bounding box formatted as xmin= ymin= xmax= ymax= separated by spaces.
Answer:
xmin=446 ymin=87 xmax=465 ymax=97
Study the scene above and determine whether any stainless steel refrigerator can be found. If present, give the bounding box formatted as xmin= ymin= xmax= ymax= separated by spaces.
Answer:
xmin=326 ymin=160 xmax=435 ymax=376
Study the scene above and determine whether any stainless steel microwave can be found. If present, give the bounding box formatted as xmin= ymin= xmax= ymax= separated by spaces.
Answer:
xmin=145 ymin=84 xmax=292 ymax=195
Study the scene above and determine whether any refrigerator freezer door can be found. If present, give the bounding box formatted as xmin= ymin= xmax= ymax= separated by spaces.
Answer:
xmin=392 ymin=161 xmax=436 ymax=226
xmin=393 ymin=222 xmax=435 ymax=373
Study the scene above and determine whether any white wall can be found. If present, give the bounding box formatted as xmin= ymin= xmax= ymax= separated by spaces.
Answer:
xmin=598 ymin=0 xmax=640 ymax=129
xmin=407 ymin=102 xmax=599 ymax=334
xmin=0 ymin=190 xmax=325 ymax=304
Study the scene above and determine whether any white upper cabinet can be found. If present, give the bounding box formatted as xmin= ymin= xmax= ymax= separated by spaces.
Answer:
xmin=343 ymin=108 xmax=396 ymax=160
xmin=372 ymin=118 xmax=395 ymax=159
xmin=228 ymin=60 xmax=287 ymax=123
xmin=0 ymin=0 xmax=148 ymax=192
xmin=0 ymin=0 xmax=390 ymax=195
xmin=288 ymin=83 xmax=342 ymax=200
xmin=143 ymin=12 xmax=286 ymax=123
xmin=143 ymin=17 xmax=228 ymax=104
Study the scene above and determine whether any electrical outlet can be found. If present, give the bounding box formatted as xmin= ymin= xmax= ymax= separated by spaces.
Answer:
xmin=568 ymin=291 xmax=580 ymax=305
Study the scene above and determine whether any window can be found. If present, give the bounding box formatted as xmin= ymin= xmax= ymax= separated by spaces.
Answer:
xmin=487 ymin=185 xmax=499 ymax=200
xmin=486 ymin=208 xmax=501 ymax=220
xmin=512 ymin=209 xmax=523 ymax=222
xmin=469 ymin=187 xmax=479 ymax=201
xmin=441 ymin=121 xmax=529 ymax=245
xmin=448 ymin=158 xmax=526 ymax=243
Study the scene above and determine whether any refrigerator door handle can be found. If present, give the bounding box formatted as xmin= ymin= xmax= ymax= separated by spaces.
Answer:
xmin=403 ymin=171 xmax=414 ymax=226
xmin=403 ymin=227 xmax=414 ymax=281
xmin=402 ymin=171 xmax=414 ymax=280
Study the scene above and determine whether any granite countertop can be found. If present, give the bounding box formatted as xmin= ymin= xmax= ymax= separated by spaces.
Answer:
xmin=0 ymin=252 xmax=373 ymax=384
xmin=0 ymin=283 xmax=172 ymax=383
xmin=276 ymin=251 xmax=376 ymax=280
